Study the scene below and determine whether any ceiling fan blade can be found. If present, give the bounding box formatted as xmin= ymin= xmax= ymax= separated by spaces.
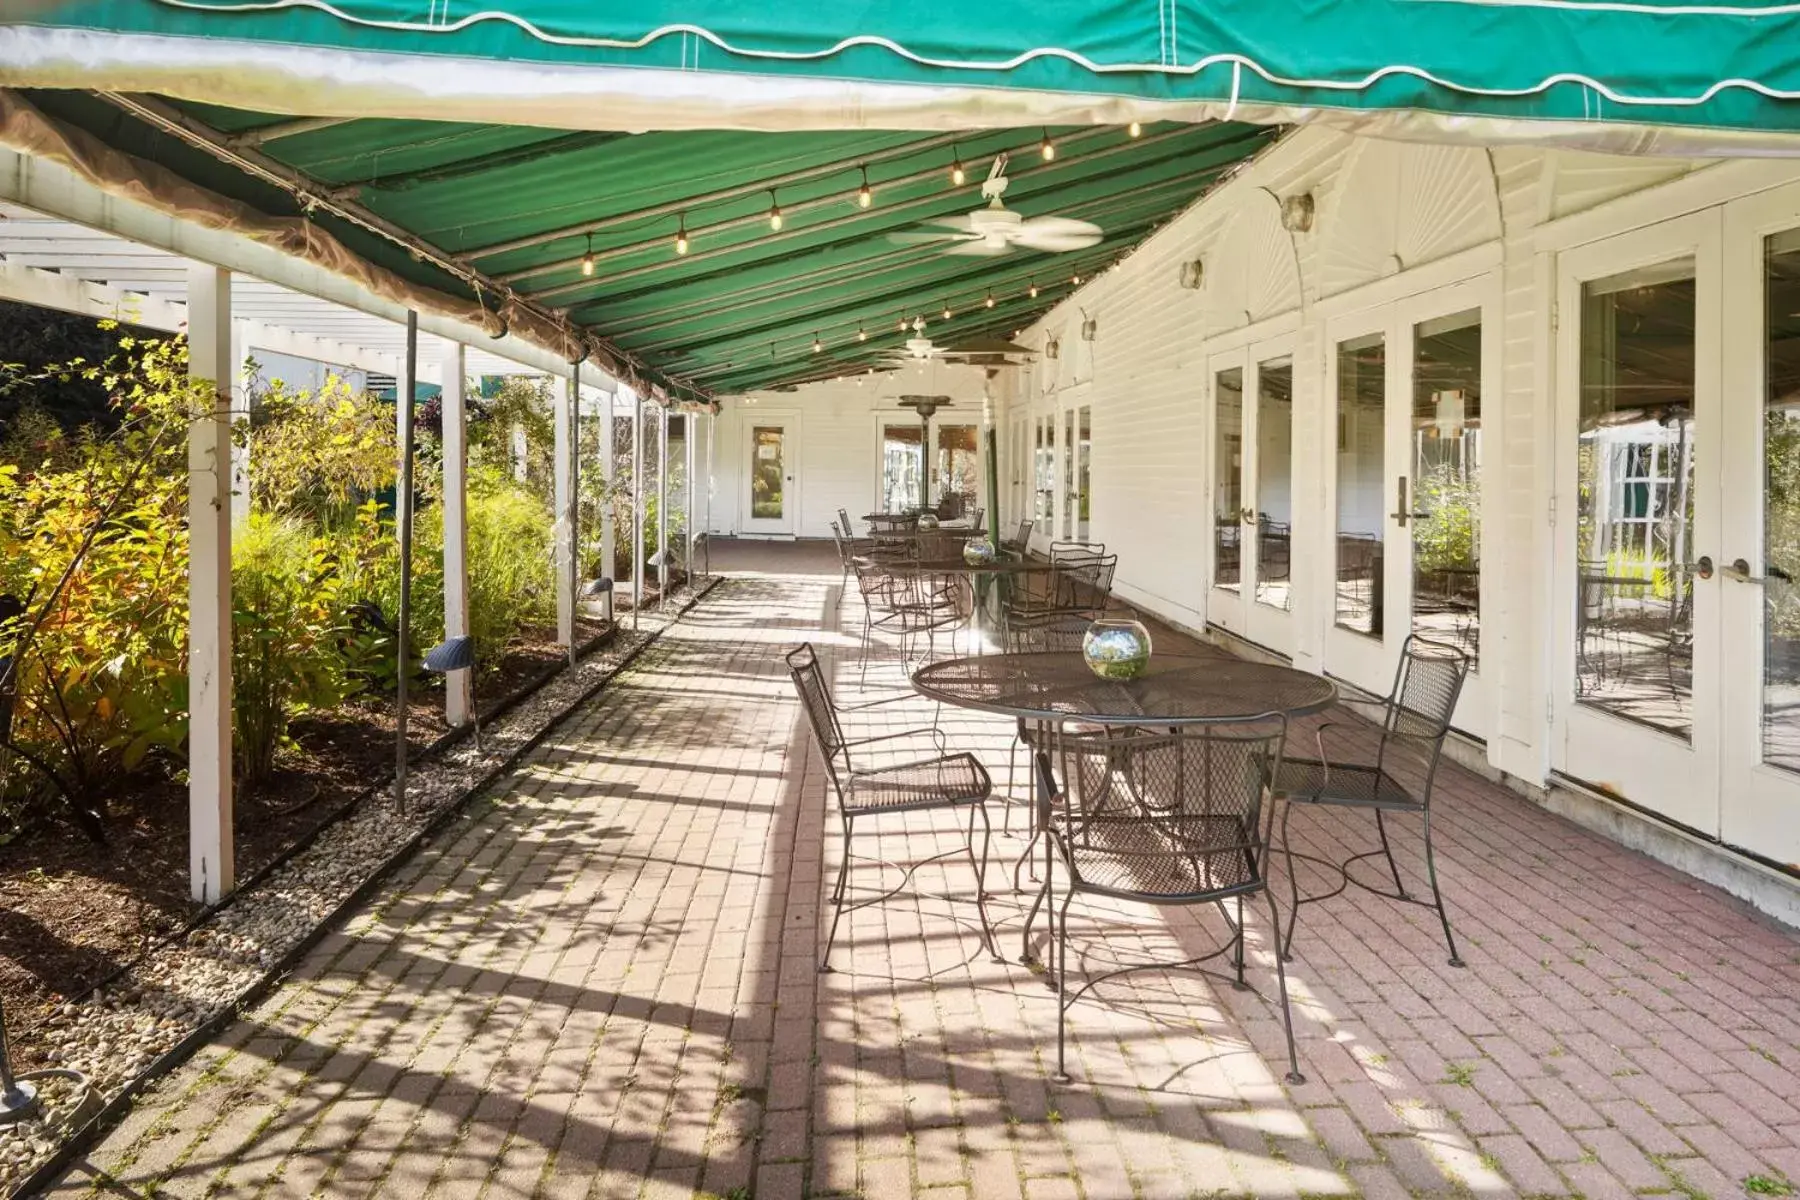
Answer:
xmin=889 ymin=229 xmax=977 ymax=245
xmin=944 ymin=240 xmax=1013 ymax=257
xmin=1018 ymin=216 xmax=1103 ymax=238
xmin=1012 ymin=228 xmax=1103 ymax=252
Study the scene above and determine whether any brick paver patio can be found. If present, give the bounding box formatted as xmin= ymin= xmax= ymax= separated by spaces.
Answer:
xmin=51 ymin=558 xmax=1800 ymax=1199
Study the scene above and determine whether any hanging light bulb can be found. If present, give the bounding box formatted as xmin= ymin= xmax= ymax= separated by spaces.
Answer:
xmin=1040 ymin=129 xmax=1056 ymax=161
xmin=985 ymin=292 xmax=995 ymax=309
xmin=898 ymin=315 xmax=908 ymax=332
xmin=857 ymin=325 xmax=868 ymax=342
xmin=812 ymin=332 xmax=822 ymax=353
xmin=857 ymin=164 xmax=873 ymax=209
xmin=1072 ymin=272 xmax=1083 ymax=285
xmin=942 ymin=301 xmax=953 ymax=320
xmin=768 ymin=190 xmax=783 ymax=231
xmin=1028 ymin=279 xmax=1038 ymax=299
xmin=950 ymin=146 xmax=966 ymax=186
xmin=580 ymin=232 xmax=596 ymax=277
xmin=1128 ymin=120 xmax=1143 ymax=138
xmin=674 ymin=214 xmax=689 ymax=256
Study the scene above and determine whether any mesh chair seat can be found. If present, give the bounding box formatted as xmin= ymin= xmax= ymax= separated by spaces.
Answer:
xmin=846 ymin=752 xmax=991 ymax=815
xmin=1275 ymin=758 xmax=1422 ymax=811
xmin=1064 ymin=812 xmax=1258 ymax=900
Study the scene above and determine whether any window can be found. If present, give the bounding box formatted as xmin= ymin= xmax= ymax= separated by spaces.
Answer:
xmin=1335 ymin=333 xmax=1386 ymax=634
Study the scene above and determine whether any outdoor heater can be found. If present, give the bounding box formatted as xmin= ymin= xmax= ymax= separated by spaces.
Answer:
xmin=897 ymin=394 xmax=954 ymax=513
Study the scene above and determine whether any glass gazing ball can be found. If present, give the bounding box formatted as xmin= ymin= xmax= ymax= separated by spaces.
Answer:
xmin=962 ymin=536 xmax=996 ymax=566
xmin=917 ymin=513 xmax=940 ymax=530
xmin=1083 ymin=618 xmax=1153 ymax=680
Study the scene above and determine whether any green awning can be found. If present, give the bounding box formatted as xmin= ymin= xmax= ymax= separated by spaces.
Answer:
xmin=6 ymin=1 xmax=1800 ymax=150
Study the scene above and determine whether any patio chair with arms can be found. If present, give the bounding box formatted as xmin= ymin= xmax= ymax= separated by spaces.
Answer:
xmin=1272 ymin=634 xmax=1470 ymax=966
xmin=1027 ymin=720 xmax=1303 ymax=1086
xmin=1001 ymin=518 xmax=1035 ymax=556
xmin=786 ymin=643 xmax=998 ymax=973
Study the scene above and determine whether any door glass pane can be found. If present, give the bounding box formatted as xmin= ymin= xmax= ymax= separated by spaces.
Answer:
xmin=1255 ymin=357 xmax=1293 ymax=611
xmin=1214 ymin=367 xmax=1244 ymax=591
xmin=751 ymin=425 xmax=785 ymax=520
xmin=1576 ymin=257 xmax=1696 ymax=739
xmin=1063 ymin=410 xmax=1077 ymax=538
xmin=935 ymin=423 xmax=978 ymax=518
xmin=880 ymin=423 xmax=921 ymax=512
xmin=1077 ymin=406 xmax=1092 ymax=541
xmin=1035 ymin=416 xmax=1053 ymax=520
xmin=1412 ymin=310 xmax=1482 ymax=664
xmin=1336 ymin=334 xmax=1386 ymax=634
xmin=1763 ymin=230 xmax=1800 ymax=773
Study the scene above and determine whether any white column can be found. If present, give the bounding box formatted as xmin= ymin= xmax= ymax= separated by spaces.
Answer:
xmin=600 ymin=388 xmax=617 ymax=586
xmin=228 ymin=320 xmax=251 ymax=525
xmin=657 ymin=405 xmax=669 ymax=605
xmin=553 ymin=374 xmax=575 ymax=648
xmin=187 ymin=264 xmax=234 ymax=904
xmin=684 ymin=412 xmax=696 ymax=574
xmin=631 ymin=396 xmax=644 ymax=626
xmin=705 ymin=412 xmax=715 ymax=547
xmin=440 ymin=341 xmax=472 ymax=727
xmin=567 ymin=362 xmax=581 ymax=665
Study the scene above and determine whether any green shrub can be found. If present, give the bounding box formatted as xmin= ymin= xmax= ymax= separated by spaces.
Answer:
xmin=231 ymin=513 xmax=355 ymax=783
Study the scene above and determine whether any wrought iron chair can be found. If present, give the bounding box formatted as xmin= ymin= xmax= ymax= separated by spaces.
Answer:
xmin=1001 ymin=518 xmax=1035 ymax=556
xmin=999 ymin=617 xmax=1091 ymax=837
xmin=849 ymin=558 xmax=962 ymax=680
xmin=867 ymin=512 xmax=919 ymax=535
xmin=1272 ymin=634 xmax=1470 ymax=967
xmin=1025 ymin=720 xmax=1302 ymax=1085
xmin=837 ymin=507 xmax=855 ymax=539
xmin=786 ymin=643 xmax=997 ymax=972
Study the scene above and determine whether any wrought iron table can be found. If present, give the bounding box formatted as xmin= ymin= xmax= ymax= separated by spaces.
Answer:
xmin=864 ymin=557 xmax=1060 ymax=642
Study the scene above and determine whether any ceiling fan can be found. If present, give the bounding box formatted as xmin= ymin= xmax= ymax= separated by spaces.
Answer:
xmin=875 ymin=319 xmax=1038 ymax=369
xmin=892 ymin=154 xmax=1103 ymax=257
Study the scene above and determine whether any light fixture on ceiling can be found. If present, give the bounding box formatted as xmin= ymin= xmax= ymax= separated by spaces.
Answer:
xmin=1040 ymin=129 xmax=1056 ymax=162
xmin=581 ymin=232 xmax=595 ymax=277
xmin=1128 ymin=120 xmax=1143 ymax=138
xmin=985 ymin=292 xmax=995 ymax=309
xmin=1281 ymin=191 xmax=1316 ymax=233
xmin=942 ymin=301 xmax=953 ymax=320
xmin=1071 ymin=271 xmax=1083 ymax=285
xmin=857 ymin=325 xmax=868 ymax=342
xmin=950 ymin=148 xmax=966 ymax=187
xmin=768 ymin=190 xmax=784 ymax=231
xmin=812 ymin=332 xmax=822 ymax=353
xmin=674 ymin=214 xmax=689 ymax=256
xmin=897 ymin=315 xmax=908 ymax=331
xmin=1028 ymin=279 xmax=1039 ymax=298
xmin=857 ymin=164 xmax=873 ymax=209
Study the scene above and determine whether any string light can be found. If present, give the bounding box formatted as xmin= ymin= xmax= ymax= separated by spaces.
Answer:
xmin=1128 ymin=120 xmax=1143 ymax=138
xmin=857 ymin=325 xmax=868 ymax=342
xmin=942 ymin=301 xmax=953 ymax=320
xmin=1040 ymin=129 xmax=1056 ymax=161
xmin=1072 ymin=272 xmax=1083 ymax=285
xmin=1028 ymin=280 xmax=1038 ymax=298
xmin=897 ymin=315 xmax=908 ymax=331
xmin=812 ymin=332 xmax=822 ymax=353
xmin=581 ymin=232 xmax=595 ymax=277
xmin=674 ymin=214 xmax=689 ymax=256
xmin=950 ymin=146 xmax=966 ymax=186
xmin=857 ymin=164 xmax=873 ymax=209
xmin=768 ymin=190 xmax=783 ymax=231
xmin=985 ymin=292 xmax=995 ymax=309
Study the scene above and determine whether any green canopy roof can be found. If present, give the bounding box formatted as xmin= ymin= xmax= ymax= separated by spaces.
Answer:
xmin=8 ymin=1 xmax=1800 ymax=150
xmin=7 ymin=87 xmax=1275 ymax=396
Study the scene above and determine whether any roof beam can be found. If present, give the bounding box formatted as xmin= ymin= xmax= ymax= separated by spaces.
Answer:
xmin=330 ymin=130 xmax=629 ymax=197
xmin=230 ymin=115 xmax=358 ymax=147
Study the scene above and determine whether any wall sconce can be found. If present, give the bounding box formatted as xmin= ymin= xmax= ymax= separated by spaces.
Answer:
xmin=1045 ymin=338 xmax=1062 ymax=360
xmin=1177 ymin=259 xmax=1205 ymax=290
xmin=1080 ymin=317 xmax=1098 ymax=342
xmin=1281 ymin=192 xmax=1316 ymax=233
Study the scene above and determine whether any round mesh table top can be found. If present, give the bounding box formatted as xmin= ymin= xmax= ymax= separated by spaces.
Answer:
xmin=867 ymin=527 xmax=987 ymax=540
xmin=863 ymin=557 xmax=1057 ymax=575
xmin=911 ymin=651 xmax=1338 ymax=726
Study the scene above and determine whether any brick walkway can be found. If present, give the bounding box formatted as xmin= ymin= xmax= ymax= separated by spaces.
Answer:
xmin=51 ymin=567 xmax=1800 ymax=1200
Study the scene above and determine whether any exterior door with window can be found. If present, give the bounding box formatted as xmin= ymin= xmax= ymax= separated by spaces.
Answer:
xmin=1206 ymin=344 xmax=1296 ymax=652
xmin=1553 ymin=212 xmax=1722 ymax=836
xmin=1720 ymin=185 xmax=1800 ymax=866
xmin=744 ymin=416 xmax=799 ymax=536
xmin=1324 ymin=278 xmax=1496 ymax=735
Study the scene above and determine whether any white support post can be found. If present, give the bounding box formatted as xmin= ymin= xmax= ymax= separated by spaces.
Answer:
xmin=553 ymin=375 xmax=575 ymax=649
xmin=705 ymin=412 xmax=715 ymax=572
xmin=600 ymin=388 xmax=616 ymax=590
xmin=440 ymin=341 xmax=472 ymax=728
xmin=631 ymin=396 xmax=644 ymax=628
xmin=657 ymin=405 xmax=669 ymax=607
xmin=187 ymin=264 xmax=234 ymax=904
xmin=567 ymin=362 xmax=581 ymax=666
xmin=228 ymin=320 xmax=251 ymax=525
xmin=684 ymin=412 xmax=696 ymax=577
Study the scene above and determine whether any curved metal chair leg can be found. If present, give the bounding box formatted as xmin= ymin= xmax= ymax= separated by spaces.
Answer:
xmin=1263 ymin=884 xmax=1306 ymax=1086
xmin=1422 ymin=809 xmax=1465 ymax=967
xmin=1005 ymin=738 xmax=1019 ymax=834
xmin=1280 ymin=800 xmax=1302 ymax=962
xmin=1233 ymin=895 xmax=1247 ymax=990
xmin=1375 ymin=809 xmax=1409 ymax=899
xmin=1053 ymin=883 xmax=1076 ymax=1084
xmin=969 ymin=802 xmax=1003 ymax=963
xmin=820 ymin=815 xmax=854 ymax=974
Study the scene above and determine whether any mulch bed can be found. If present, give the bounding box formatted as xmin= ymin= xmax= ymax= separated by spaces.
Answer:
xmin=0 ymin=617 xmax=604 ymax=1068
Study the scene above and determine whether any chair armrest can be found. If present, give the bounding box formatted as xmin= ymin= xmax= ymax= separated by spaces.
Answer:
xmin=841 ymin=726 xmax=948 ymax=754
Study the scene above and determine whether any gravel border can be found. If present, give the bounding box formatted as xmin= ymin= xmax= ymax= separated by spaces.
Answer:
xmin=0 ymin=577 xmax=723 ymax=1197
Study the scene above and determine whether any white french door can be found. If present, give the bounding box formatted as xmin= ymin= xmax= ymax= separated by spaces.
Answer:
xmin=743 ymin=414 xmax=799 ymax=536
xmin=1207 ymin=339 xmax=1298 ymax=655
xmin=1552 ymin=212 xmax=1721 ymax=835
xmin=1322 ymin=276 xmax=1497 ymax=737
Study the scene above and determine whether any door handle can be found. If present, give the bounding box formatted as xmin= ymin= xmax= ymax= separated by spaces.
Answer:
xmin=1726 ymin=558 xmax=1792 ymax=585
